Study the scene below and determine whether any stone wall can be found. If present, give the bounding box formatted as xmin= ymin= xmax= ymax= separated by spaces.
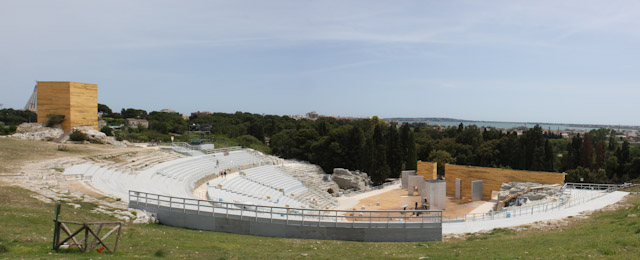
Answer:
xmin=401 ymin=170 xmax=416 ymax=189
xmin=129 ymin=202 xmax=443 ymax=242
xmin=424 ymin=180 xmax=446 ymax=210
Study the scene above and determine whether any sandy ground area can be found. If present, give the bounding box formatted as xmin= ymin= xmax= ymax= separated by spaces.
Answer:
xmin=337 ymin=185 xmax=493 ymax=218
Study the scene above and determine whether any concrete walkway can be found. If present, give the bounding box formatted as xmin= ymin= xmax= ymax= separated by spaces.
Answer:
xmin=335 ymin=183 xmax=402 ymax=210
xmin=443 ymin=191 xmax=629 ymax=234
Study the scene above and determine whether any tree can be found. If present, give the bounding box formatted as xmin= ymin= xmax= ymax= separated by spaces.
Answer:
xmin=565 ymin=134 xmax=582 ymax=170
xmin=544 ymin=139 xmax=554 ymax=172
xmin=619 ymin=140 xmax=631 ymax=165
xmin=100 ymin=126 xmax=113 ymax=136
xmin=148 ymin=111 xmax=188 ymax=134
xmin=370 ymin=124 xmax=390 ymax=185
xmin=248 ymin=121 xmax=265 ymax=143
xmin=399 ymin=123 xmax=411 ymax=164
xmin=628 ymin=157 xmax=640 ymax=181
xmin=476 ymin=139 xmax=499 ymax=167
xmin=121 ymin=108 xmax=147 ymax=119
xmin=594 ymin=141 xmax=606 ymax=170
xmin=580 ymin=133 xmax=593 ymax=169
xmin=520 ymin=125 xmax=545 ymax=171
xmin=405 ymin=132 xmax=418 ymax=170
xmin=608 ymin=130 xmax=617 ymax=151
xmin=605 ymin=156 xmax=619 ymax=179
xmin=428 ymin=150 xmax=455 ymax=177
xmin=386 ymin=124 xmax=403 ymax=178
xmin=98 ymin=103 xmax=113 ymax=117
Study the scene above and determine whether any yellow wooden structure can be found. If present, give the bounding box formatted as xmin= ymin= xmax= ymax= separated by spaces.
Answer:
xmin=416 ymin=161 xmax=437 ymax=180
xmin=36 ymin=81 xmax=98 ymax=131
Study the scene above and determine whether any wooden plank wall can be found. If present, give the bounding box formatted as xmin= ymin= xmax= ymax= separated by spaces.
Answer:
xmin=69 ymin=82 xmax=98 ymax=130
xmin=37 ymin=82 xmax=71 ymax=131
xmin=36 ymin=81 xmax=98 ymax=131
xmin=416 ymin=161 xmax=437 ymax=180
xmin=445 ymin=164 xmax=566 ymax=200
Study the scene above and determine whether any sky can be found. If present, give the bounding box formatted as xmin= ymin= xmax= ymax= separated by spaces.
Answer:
xmin=1 ymin=1 xmax=639 ymax=125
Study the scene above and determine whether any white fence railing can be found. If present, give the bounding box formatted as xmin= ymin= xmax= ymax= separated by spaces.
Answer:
xmin=129 ymin=190 xmax=442 ymax=228
xmin=442 ymin=182 xmax=625 ymax=223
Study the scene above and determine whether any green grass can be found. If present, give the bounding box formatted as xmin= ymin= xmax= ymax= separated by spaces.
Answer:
xmin=622 ymin=185 xmax=640 ymax=192
xmin=1 ymin=182 xmax=640 ymax=259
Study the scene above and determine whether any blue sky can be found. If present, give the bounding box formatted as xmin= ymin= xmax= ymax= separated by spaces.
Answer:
xmin=1 ymin=1 xmax=639 ymax=125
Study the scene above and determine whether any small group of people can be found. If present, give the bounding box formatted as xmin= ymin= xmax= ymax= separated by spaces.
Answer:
xmin=219 ymin=170 xmax=228 ymax=178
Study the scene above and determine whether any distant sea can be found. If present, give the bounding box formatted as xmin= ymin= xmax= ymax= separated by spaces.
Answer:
xmin=387 ymin=119 xmax=638 ymax=131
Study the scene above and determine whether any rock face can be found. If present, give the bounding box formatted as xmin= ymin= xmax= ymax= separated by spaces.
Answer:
xmin=498 ymin=182 xmax=561 ymax=202
xmin=73 ymin=126 xmax=124 ymax=146
xmin=12 ymin=123 xmax=64 ymax=141
xmin=332 ymin=168 xmax=370 ymax=191
xmin=10 ymin=123 xmax=125 ymax=146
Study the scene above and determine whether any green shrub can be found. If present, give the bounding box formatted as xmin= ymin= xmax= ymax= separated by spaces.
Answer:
xmin=154 ymin=248 xmax=166 ymax=257
xmin=0 ymin=243 xmax=8 ymax=253
xmin=46 ymin=114 xmax=65 ymax=127
xmin=599 ymin=248 xmax=615 ymax=255
xmin=69 ymin=130 xmax=88 ymax=142
xmin=100 ymin=126 xmax=113 ymax=136
xmin=114 ymin=131 xmax=125 ymax=141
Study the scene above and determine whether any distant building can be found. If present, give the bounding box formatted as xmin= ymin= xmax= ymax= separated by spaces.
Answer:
xmin=124 ymin=118 xmax=149 ymax=129
xmin=35 ymin=81 xmax=98 ymax=131
xmin=160 ymin=109 xmax=176 ymax=113
xmin=306 ymin=111 xmax=319 ymax=120
xmin=191 ymin=111 xmax=211 ymax=117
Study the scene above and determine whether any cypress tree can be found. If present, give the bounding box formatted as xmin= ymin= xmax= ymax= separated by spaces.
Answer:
xmin=405 ymin=132 xmax=418 ymax=170
xmin=386 ymin=124 xmax=403 ymax=178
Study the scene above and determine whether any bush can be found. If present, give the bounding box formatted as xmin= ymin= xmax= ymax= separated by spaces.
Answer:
xmin=69 ymin=130 xmax=88 ymax=142
xmin=0 ymin=243 xmax=8 ymax=253
xmin=114 ymin=131 xmax=125 ymax=141
xmin=138 ymin=135 xmax=149 ymax=142
xmin=154 ymin=248 xmax=166 ymax=257
xmin=100 ymin=126 xmax=113 ymax=136
xmin=46 ymin=114 xmax=65 ymax=127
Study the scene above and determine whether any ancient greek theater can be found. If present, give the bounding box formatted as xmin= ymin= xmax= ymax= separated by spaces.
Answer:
xmin=30 ymin=142 xmax=627 ymax=242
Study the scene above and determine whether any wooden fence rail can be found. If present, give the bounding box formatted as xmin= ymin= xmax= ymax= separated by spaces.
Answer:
xmin=52 ymin=220 xmax=121 ymax=253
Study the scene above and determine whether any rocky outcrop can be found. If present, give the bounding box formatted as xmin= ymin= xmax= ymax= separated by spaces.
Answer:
xmin=498 ymin=182 xmax=561 ymax=202
xmin=332 ymin=168 xmax=371 ymax=191
xmin=73 ymin=126 xmax=125 ymax=146
xmin=12 ymin=123 xmax=64 ymax=141
xmin=10 ymin=123 xmax=125 ymax=146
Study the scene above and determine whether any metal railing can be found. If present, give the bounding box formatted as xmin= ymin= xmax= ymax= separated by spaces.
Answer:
xmin=129 ymin=190 xmax=442 ymax=228
xmin=565 ymin=182 xmax=625 ymax=191
xmin=442 ymin=182 xmax=623 ymax=223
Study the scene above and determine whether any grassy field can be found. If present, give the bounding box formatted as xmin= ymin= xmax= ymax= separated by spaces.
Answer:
xmin=1 ymin=138 xmax=640 ymax=259
xmin=622 ymin=185 xmax=640 ymax=192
